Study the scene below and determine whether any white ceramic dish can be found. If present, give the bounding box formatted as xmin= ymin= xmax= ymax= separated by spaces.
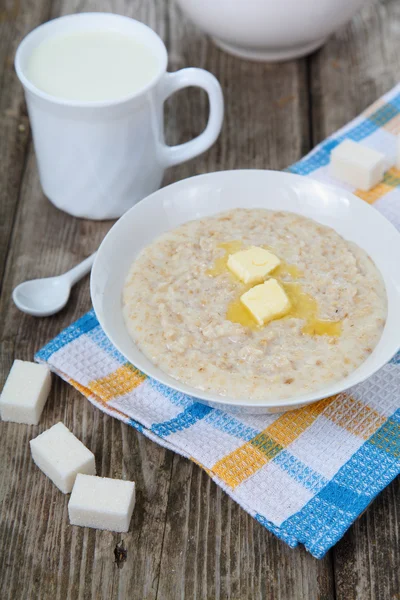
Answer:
xmin=91 ymin=170 xmax=400 ymax=414
xmin=174 ymin=0 xmax=364 ymax=62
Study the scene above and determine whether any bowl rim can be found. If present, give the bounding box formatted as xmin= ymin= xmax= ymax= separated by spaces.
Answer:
xmin=91 ymin=169 xmax=400 ymax=411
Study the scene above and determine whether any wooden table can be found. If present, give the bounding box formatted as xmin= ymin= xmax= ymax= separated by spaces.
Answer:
xmin=1 ymin=0 xmax=399 ymax=598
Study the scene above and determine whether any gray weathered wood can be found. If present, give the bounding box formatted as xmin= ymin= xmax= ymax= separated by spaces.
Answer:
xmin=0 ymin=0 xmax=53 ymax=287
xmin=333 ymin=478 xmax=400 ymax=600
xmin=156 ymin=456 xmax=334 ymax=600
xmin=0 ymin=0 xmax=398 ymax=598
xmin=309 ymin=0 xmax=400 ymax=597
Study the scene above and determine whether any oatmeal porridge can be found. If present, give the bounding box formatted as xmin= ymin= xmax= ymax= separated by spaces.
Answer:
xmin=122 ymin=209 xmax=387 ymax=401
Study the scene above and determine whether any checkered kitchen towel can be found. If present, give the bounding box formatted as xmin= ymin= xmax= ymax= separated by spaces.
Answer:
xmin=36 ymin=84 xmax=400 ymax=558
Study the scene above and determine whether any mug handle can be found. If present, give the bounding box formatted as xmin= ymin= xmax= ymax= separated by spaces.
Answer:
xmin=158 ymin=68 xmax=224 ymax=167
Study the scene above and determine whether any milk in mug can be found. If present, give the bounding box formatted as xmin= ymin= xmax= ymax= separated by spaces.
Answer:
xmin=27 ymin=30 xmax=160 ymax=102
xmin=15 ymin=13 xmax=223 ymax=218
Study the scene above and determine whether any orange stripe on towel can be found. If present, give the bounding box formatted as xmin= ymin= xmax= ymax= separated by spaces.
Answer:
xmin=88 ymin=364 xmax=146 ymax=402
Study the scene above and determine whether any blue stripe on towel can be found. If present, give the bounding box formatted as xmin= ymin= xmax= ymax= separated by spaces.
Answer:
xmin=35 ymin=310 xmax=98 ymax=361
xmin=151 ymin=403 xmax=213 ymax=437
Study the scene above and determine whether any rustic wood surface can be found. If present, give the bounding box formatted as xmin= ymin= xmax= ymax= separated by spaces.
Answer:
xmin=0 ymin=0 xmax=399 ymax=598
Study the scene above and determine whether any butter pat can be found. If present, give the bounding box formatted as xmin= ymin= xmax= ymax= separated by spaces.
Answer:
xmin=68 ymin=474 xmax=136 ymax=533
xmin=227 ymin=246 xmax=280 ymax=284
xmin=30 ymin=422 xmax=96 ymax=493
xmin=240 ymin=278 xmax=291 ymax=326
xmin=330 ymin=139 xmax=385 ymax=191
xmin=0 ymin=360 xmax=51 ymax=425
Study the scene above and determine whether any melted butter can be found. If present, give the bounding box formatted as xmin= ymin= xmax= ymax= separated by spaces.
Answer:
xmin=206 ymin=240 xmax=342 ymax=336
xmin=226 ymin=282 xmax=342 ymax=336
xmin=206 ymin=241 xmax=243 ymax=277
xmin=226 ymin=283 xmax=258 ymax=330
xmin=283 ymin=283 xmax=342 ymax=337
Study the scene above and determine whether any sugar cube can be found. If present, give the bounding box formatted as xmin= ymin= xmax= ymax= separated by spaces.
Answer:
xmin=68 ymin=474 xmax=136 ymax=532
xmin=0 ymin=360 xmax=51 ymax=425
xmin=330 ymin=139 xmax=385 ymax=191
xmin=240 ymin=278 xmax=291 ymax=326
xmin=227 ymin=246 xmax=280 ymax=284
xmin=30 ymin=422 xmax=96 ymax=493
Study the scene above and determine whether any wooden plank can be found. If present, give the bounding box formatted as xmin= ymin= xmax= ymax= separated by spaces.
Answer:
xmin=0 ymin=158 xmax=175 ymax=600
xmin=0 ymin=0 xmax=333 ymax=597
xmin=308 ymin=0 xmax=400 ymax=598
xmin=0 ymin=385 xmax=174 ymax=600
xmin=333 ymin=478 xmax=400 ymax=600
xmin=309 ymin=0 xmax=400 ymax=141
xmin=0 ymin=1 xmax=331 ymax=598
xmin=0 ymin=0 xmax=53 ymax=288
xmin=0 ymin=2 xmax=175 ymax=599
xmin=155 ymin=4 xmax=334 ymax=600
xmin=156 ymin=457 xmax=334 ymax=600
xmin=164 ymin=1 xmax=309 ymax=183
xmin=5 ymin=0 xmax=398 ymax=599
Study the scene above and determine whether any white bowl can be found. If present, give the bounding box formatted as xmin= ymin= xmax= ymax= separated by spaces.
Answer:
xmin=174 ymin=0 xmax=365 ymax=61
xmin=91 ymin=170 xmax=400 ymax=414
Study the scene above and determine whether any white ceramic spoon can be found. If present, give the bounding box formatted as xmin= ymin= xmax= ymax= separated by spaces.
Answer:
xmin=12 ymin=253 xmax=96 ymax=317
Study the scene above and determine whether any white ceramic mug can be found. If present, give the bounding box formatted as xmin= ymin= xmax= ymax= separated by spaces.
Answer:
xmin=15 ymin=13 xmax=224 ymax=219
